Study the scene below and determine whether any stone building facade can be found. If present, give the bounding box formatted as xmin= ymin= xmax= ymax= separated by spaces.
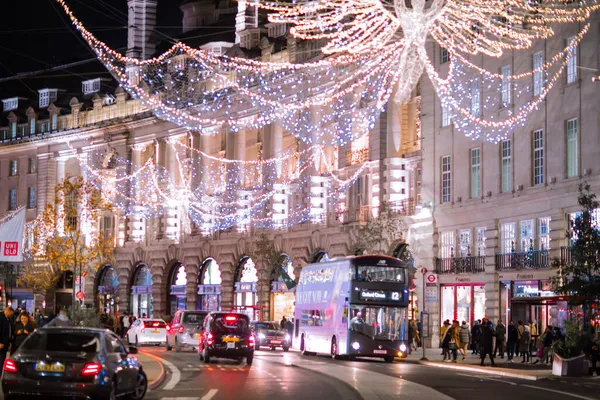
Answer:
xmin=419 ymin=12 xmax=600 ymax=340
xmin=0 ymin=0 xmax=422 ymax=321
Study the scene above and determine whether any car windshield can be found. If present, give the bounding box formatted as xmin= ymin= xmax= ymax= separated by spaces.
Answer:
xmin=214 ymin=316 xmax=250 ymax=335
xmin=184 ymin=313 xmax=205 ymax=325
xmin=349 ymin=305 xmax=407 ymax=341
xmin=21 ymin=332 xmax=101 ymax=353
xmin=254 ymin=322 xmax=279 ymax=330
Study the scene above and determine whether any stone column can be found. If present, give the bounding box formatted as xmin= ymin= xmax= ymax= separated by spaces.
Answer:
xmin=219 ymin=261 xmax=235 ymax=311
xmin=185 ymin=264 xmax=200 ymax=310
xmin=117 ymin=266 xmax=131 ymax=313
xmin=128 ymin=144 xmax=145 ymax=242
xmin=150 ymin=266 xmax=166 ymax=318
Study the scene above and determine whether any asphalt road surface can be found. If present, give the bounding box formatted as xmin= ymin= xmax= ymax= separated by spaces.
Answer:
xmin=142 ymin=347 xmax=600 ymax=400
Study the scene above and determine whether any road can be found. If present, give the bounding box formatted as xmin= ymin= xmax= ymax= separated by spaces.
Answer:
xmin=142 ymin=347 xmax=600 ymax=400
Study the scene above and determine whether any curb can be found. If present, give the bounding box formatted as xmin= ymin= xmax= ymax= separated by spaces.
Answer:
xmin=139 ymin=350 xmax=167 ymax=390
xmin=418 ymin=360 xmax=549 ymax=381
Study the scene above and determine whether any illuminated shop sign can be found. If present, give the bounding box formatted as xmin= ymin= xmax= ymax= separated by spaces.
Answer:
xmin=359 ymin=290 xmax=402 ymax=301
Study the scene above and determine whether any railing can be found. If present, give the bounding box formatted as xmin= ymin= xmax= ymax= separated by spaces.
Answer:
xmin=495 ymin=249 xmax=550 ymax=270
xmin=345 ymin=147 xmax=369 ymax=166
xmin=561 ymin=246 xmax=572 ymax=266
xmin=435 ymin=256 xmax=486 ymax=274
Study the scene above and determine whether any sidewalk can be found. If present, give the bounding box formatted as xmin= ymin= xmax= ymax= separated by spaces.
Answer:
xmin=405 ymin=349 xmax=553 ymax=381
xmin=137 ymin=351 xmax=166 ymax=390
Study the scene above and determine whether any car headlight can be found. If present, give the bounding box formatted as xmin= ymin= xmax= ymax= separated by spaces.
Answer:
xmin=258 ymin=333 xmax=266 ymax=339
xmin=284 ymin=334 xmax=290 ymax=341
xmin=399 ymin=343 xmax=407 ymax=353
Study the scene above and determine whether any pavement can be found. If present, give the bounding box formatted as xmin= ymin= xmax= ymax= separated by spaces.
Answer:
xmin=405 ymin=349 xmax=554 ymax=380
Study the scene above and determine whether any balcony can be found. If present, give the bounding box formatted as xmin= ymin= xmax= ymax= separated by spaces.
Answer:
xmin=345 ymin=147 xmax=369 ymax=166
xmin=435 ymin=256 xmax=485 ymax=274
xmin=495 ymin=249 xmax=550 ymax=271
xmin=561 ymin=246 xmax=572 ymax=266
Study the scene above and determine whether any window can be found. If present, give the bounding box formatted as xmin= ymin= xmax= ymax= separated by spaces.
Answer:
xmin=27 ymin=187 xmax=36 ymax=209
xmin=28 ymin=157 xmax=37 ymax=174
xmin=476 ymin=227 xmax=486 ymax=256
xmin=51 ymin=114 xmax=58 ymax=131
xmin=538 ymin=217 xmax=551 ymax=250
xmin=471 ymin=81 xmax=480 ymax=116
xmin=38 ymin=89 xmax=57 ymax=108
xmin=30 ymin=119 xmax=35 ymax=135
xmin=441 ymin=47 xmax=449 ymax=64
xmin=470 ymin=148 xmax=481 ymax=198
xmin=2 ymin=98 xmax=18 ymax=112
xmin=533 ymin=51 xmax=544 ymax=96
xmin=441 ymin=155 xmax=451 ymax=203
xmin=11 ymin=122 xmax=16 ymax=138
xmin=566 ymin=36 xmax=578 ymax=84
xmin=533 ymin=129 xmax=544 ymax=185
xmin=501 ymin=222 xmax=516 ymax=253
xmin=520 ymin=219 xmax=535 ymax=251
xmin=102 ymin=215 xmax=114 ymax=238
xmin=9 ymin=160 xmax=18 ymax=177
xmin=501 ymin=140 xmax=512 ymax=192
xmin=8 ymin=189 xmax=17 ymax=211
xmin=441 ymin=103 xmax=451 ymax=127
xmin=440 ymin=231 xmax=455 ymax=258
xmin=566 ymin=118 xmax=578 ymax=178
xmin=458 ymin=229 xmax=471 ymax=257
xmin=82 ymin=78 xmax=101 ymax=95
xmin=501 ymin=65 xmax=511 ymax=106
xmin=300 ymin=309 xmax=325 ymax=327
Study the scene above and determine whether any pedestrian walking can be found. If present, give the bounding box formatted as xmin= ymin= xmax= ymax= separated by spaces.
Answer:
xmin=520 ymin=325 xmax=531 ymax=363
xmin=458 ymin=321 xmax=471 ymax=360
xmin=280 ymin=316 xmax=287 ymax=330
xmin=409 ymin=319 xmax=420 ymax=351
xmin=113 ymin=313 xmax=121 ymax=334
xmin=479 ymin=318 xmax=496 ymax=366
xmin=13 ymin=312 xmax=34 ymax=350
xmin=0 ymin=307 xmax=14 ymax=368
xmin=528 ymin=320 xmax=538 ymax=362
xmin=47 ymin=308 xmax=71 ymax=327
xmin=122 ymin=312 xmax=131 ymax=338
xmin=471 ymin=320 xmax=481 ymax=355
xmin=538 ymin=326 xmax=554 ymax=364
xmin=493 ymin=319 xmax=506 ymax=359
xmin=506 ymin=320 xmax=518 ymax=362
xmin=442 ymin=321 xmax=459 ymax=363
xmin=516 ymin=320 xmax=525 ymax=357
xmin=440 ymin=320 xmax=450 ymax=359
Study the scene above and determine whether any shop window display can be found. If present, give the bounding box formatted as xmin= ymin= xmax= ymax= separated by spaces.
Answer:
xmin=441 ymin=284 xmax=485 ymax=326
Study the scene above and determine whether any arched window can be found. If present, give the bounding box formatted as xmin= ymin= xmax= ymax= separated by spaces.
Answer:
xmin=239 ymin=258 xmax=257 ymax=283
xmin=202 ymin=259 xmax=221 ymax=285
xmin=130 ymin=265 xmax=153 ymax=318
xmin=168 ymin=263 xmax=187 ymax=315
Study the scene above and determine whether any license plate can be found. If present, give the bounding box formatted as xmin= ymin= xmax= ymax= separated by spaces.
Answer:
xmin=151 ymin=330 xmax=160 ymax=333
xmin=226 ymin=342 xmax=236 ymax=349
xmin=35 ymin=363 xmax=65 ymax=373
xmin=271 ymin=340 xmax=281 ymax=344
xmin=373 ymin=349 xmax=387 ymax=354
xmin=222 ymin=337 xmax=240 ymax=343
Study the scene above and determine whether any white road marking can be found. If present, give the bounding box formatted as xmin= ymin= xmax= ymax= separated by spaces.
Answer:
xmin=155 ymin=355 xmax=181 ymax=390
xmin=521 ymin=384 xmax=599 ymax=400
xmin=458 ymin=373 xmax=517 ymax=385
xmin=201 ymin=389 xmax=219 ymax=400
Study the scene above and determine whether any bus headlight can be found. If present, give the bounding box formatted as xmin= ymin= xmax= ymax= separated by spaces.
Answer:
xmin=399 ymin=343 xmax=407 ymax=353
xmin=258 ymin=333 xmax=266 ymax=340
xmin=351 ymin=342 xmax=360 ymax=350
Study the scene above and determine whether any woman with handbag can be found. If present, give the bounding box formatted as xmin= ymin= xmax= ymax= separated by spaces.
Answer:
xmin=442 ymin=320 xmax=460 ymax=363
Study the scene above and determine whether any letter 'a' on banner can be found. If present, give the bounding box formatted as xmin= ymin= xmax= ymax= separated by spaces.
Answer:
xmin=0 ymin=207 xmax=25 ymax=262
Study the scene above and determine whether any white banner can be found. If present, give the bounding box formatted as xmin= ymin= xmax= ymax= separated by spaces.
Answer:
xmin=0 ymin=207 xmax=25 ymax=262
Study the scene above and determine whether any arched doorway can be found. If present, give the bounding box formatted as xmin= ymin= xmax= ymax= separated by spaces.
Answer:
xmin=234 ymin=257 xmax=259 ymax=320
xmin=270 ymin=254 xmax=296 ymax=323
xmin=55 ymin=270 xmax=74 ymax=313
xmin=311 ymin=250 xmax=330 ymax=263
xmin=168 ymin=262 xmax=187 ymax=315
xmin=130 ymin=265 xmax=153 ymax=318
xmin=97 ymin=265 xmax=118 ymax=315
xmin=197 ymin=258 xmax=222 ymax=311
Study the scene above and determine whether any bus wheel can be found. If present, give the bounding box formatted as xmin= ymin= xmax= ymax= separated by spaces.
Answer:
xmin=384 ymin=356 xmax=395 ymax=363
xmin=331 ymin=338 xmax=339 ymax=360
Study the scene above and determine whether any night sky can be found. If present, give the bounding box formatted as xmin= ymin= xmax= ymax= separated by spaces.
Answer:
xmin=0 ymin=0 xmax=182 ymax=79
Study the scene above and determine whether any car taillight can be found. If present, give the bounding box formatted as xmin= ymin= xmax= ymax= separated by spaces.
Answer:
xmin=225 ymin=316 xmax=237 ymax=322
xmin=81 ymin=362 xmax=102 ymax=377
xmin=178 ymin=325 xmax=185 ymax=334
xmin=3 ymin=359 xmax=17 ymax=373
xmin=207 ymin=332 xmax=214 ymax=346
xmin=248 ymin=335 xmax=255 ymax=348
xmin=152 ymin=322 xmax=160 ymax=327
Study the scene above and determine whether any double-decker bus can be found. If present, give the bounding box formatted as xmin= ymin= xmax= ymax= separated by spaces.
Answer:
xmin=294 ymin=255 xmax=410 ymax=362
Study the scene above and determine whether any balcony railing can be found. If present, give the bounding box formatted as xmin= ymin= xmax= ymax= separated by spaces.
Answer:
xmin=495 ymin=249 xmax=550 ymax=270
xmin=435 ymin=256 xmax=486 ymax=274
xmin=561 ymin=246 xmax=572 ymax=266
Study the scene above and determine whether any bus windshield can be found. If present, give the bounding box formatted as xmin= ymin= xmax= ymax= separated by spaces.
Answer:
xmin=349 ymin=305 xmax=406 ymax=341
xmin=355 ymin=266 xmax=404 ymax=283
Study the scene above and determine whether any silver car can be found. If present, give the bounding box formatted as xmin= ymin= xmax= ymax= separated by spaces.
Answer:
xmin=166 ymin=310 xmax=208 ymax=352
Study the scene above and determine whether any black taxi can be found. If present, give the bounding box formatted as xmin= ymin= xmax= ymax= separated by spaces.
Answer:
xmin=198 ymin=312 xmax=255 ymax=365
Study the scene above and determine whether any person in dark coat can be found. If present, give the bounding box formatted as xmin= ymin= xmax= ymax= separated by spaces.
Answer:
xmin=493 ymin=320 xmax=506 ymax=359
xmin=0 ymin=307 xmax=14 ymax=368
xmin=506 ymin=320 xmax=518 ymax=362
xmin=479 ymin=318 xmax=496 ymax=366
xmin=471 ymin=320 xmax=481 ymax=355
xmin=13 ymin=312 xmax=35 ymax=350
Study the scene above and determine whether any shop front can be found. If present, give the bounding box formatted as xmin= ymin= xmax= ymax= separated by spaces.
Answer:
xmin=270 ymin=282 xmax=295 ymax=323
xmin=440 ymin=281 xmax=486 ymax=325
xmin=234 ymin=257 xmax=260 ymax=320
xmin=8 ymin=290 xmax=34 ymax=314
xmin=97 ymin=266 xmax=119 ymax=315
xmin=197 ymin=258 xmax=222 ymax=311
xmin=130 ymin=265 xmax=153 ymax=318
xmin=169 ymin=263 xmax=187 ymax=315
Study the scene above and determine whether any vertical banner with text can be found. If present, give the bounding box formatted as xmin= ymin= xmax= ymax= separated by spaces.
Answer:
xmin=0 ymin=207 xmax=25 ymax=262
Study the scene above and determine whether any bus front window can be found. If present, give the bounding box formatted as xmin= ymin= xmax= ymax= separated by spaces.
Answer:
xmin=349 ymin=305 xmax=406 ymax=341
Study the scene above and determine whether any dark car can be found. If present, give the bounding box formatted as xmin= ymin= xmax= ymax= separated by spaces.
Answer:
xmin=197 ymin=312 xmax=255 ymax=365
xmin=251 ymin=321 xmax=290 ymax=351
xmin=2 ymin=327 xmax=147 ymax=400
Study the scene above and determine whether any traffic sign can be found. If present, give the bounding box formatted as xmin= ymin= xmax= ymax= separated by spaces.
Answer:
xmin=76 ymin=291 xmax=85 ymax=301
xmin=426 ymin=273 xmax=437 ymax=284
